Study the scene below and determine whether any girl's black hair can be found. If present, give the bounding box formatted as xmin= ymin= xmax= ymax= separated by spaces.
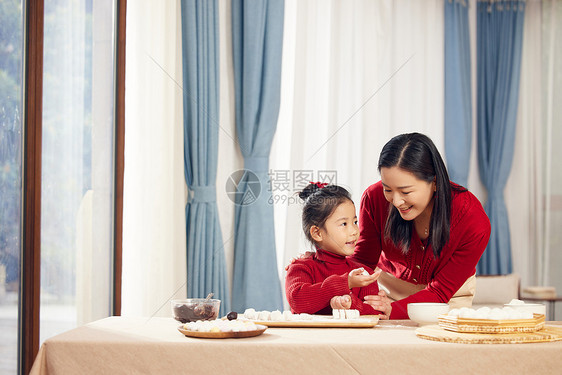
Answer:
xmin=299 ymin=184 xmax=353 ymax=244
xmin=377 ymin=133 xmax=466 ymax=257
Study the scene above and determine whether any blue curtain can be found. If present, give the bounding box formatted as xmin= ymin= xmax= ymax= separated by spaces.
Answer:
xmin=476 ymin=0 xmax=525 ymax=275
xmin=181 ymin=0 xmax=230 ymax=315
xmin=231 ymin=0 xmax=285 ymax=312
xmin=444 ymin=0 xmax=472 ymax=187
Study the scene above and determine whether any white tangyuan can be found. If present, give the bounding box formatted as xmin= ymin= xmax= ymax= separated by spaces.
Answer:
xmin=257 ymin=311 xmax=271 ymax=321
xmin=243 ymin=308 xmax=257 ymax=320
xmin=270 ymin=310 xmax=283 ymax=321
xmin=447 ymin=308 xmax=460 ymax=317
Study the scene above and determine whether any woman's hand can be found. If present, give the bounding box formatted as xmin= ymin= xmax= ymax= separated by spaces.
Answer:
xmin=363 ymin=290 xmax=392 ymax=319
xmin=330 ymin=294 xmax=351 ymax=310
xmin=284 ymin=251 xmax=315 ymax=271
xmin=348 ymin=268 xmax=382 ymax=289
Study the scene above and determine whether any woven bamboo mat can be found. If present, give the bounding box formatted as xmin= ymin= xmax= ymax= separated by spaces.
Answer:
xmin=416 ymin=324 xmax=562 ymax=344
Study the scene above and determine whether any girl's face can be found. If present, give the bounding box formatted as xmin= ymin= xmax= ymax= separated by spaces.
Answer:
xmin=380 ymin=166 xmax=436 ymax=222
xmin=312 ymin=200 xmax=359 ymax=257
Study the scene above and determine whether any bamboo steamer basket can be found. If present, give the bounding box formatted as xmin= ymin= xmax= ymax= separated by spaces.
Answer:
xmin=437 ymin=313 xmax=545 ymax=333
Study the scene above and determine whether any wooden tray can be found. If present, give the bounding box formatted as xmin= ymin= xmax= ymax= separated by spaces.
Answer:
xmin=416 ymin=325 xmax=562 ymax=344
xmin=178 ymin=325 xmax=267 ymax=339
xmin=251 ymin=315 xmax=379 ymax=328
xmin=438 ymin=313 xmax=545 ymax=333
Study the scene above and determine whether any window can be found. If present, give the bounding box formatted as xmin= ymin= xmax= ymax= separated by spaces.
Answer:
xmin=2 ymin=0 xmax=123 ymax=372
xmin=0 ymin=0 xmax=23 ymax=373
xmin=39 ymin=0 xmax=117 ymax=342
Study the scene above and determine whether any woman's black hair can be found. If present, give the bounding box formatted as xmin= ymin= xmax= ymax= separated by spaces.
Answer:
xmin=377 ymin=133 xmax=466 ymax=257
xmin=299 ymin=183 xmax=353 ymax=244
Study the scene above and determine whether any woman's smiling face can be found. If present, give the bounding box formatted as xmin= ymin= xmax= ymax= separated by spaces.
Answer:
xmin=380 ymin=166 xmax=436 ymax=222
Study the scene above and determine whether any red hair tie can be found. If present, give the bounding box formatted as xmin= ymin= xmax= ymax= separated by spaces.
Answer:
xmin=309 ymin=181 xmax=328 ymax=189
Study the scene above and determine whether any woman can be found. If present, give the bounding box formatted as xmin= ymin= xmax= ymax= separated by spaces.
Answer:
xmin=332 ymin=133 xmax=491 ymax=319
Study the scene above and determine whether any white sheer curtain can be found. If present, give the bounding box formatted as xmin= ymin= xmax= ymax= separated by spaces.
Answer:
xmin=537 ymin=0 xmax=562 ymax=304
xmin=122 ymin=0 xmax=187 ymax=317
xmin=271 ymin=0 xmax=445 ymax=308
xmin=488 ymin=0 xmax=562 ymax=306
xmin=466 ymin=0 xmax=561 ymax=302
xmin=541 ymin=0 xmax=562 ymax=296
xmin=122 ymin=0 xmax=243 ymax=315
xmin=502 ymin=0 xmax=542 ymax=289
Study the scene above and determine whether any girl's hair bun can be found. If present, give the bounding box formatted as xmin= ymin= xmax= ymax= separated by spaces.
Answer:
xmin=298 ymin=182 xmax=323 ymax=201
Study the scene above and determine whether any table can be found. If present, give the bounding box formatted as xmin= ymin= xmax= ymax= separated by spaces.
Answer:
xmin=30 ymin=317 xmax=562 ymax=375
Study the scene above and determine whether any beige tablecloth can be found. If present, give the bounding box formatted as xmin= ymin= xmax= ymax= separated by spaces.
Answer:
xmin=30 ymin=317 xmax=562 ymax=375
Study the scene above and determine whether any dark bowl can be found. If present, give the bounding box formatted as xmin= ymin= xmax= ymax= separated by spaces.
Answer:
xmin=171 ymin=299 xmax=221 ymax=323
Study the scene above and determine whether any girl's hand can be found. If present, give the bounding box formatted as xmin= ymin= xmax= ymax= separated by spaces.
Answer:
xmin=348 ymin=268 xmax=382 ymax=289
xmin=284 ymin=251 xmax=314 ymax=271
xmin=330 ymin=294 xmax=351 ymax=310
xmin=363 ymin=290 xmax=392 ymax=319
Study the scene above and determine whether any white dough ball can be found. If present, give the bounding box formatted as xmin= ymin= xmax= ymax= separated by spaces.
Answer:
xmin=503 ymin=306 xmax=514 ymax=314
xmin=474 ymin=311 xmax=488 ymax=319
xmin=448 ymin=308 xmax=461 ymax=317
xmin=258 ymin=310 xmax=271 ymax=321
xmin=476 ymin=306 xmax=491 ymax=315
xmin=511 ymin=311 xmax=524 ymax=319
xmin=508 ymin=298 xmax=525 ymax=305
xmin=270 ymin=310 xmax=283 ymax=321
xmin=459 ymin=308 xmax=476 ymax=318
xmin=243 ymin=308 xmax=257 ymax=320
xmin=489 ymin=308 xmax=508 ymax=320
xmin=283 ymin=310 xmax=293 ymax=321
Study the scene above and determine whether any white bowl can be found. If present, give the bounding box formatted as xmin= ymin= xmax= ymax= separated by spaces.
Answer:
xmin=407 ymin=303 xmax=450 ymax=325
xmin=504 ymin=303 xmax=546 ymax=316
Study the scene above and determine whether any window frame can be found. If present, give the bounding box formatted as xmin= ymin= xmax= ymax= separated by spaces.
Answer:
xmin=19 ymin=1 xmax=126 ymax=373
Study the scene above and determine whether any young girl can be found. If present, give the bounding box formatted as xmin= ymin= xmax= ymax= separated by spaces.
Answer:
xmin=285 ymin=182 xmax=384 ymax=316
